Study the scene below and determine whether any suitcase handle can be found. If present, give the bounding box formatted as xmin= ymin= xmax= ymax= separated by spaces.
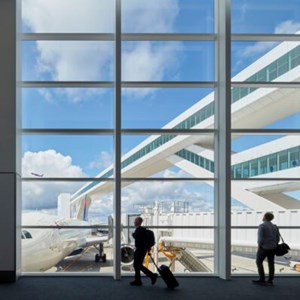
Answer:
xmin=148 ymin=252 xmax=159 ymax=271
xmin=148 ymin=252 xmax=174 ymax=269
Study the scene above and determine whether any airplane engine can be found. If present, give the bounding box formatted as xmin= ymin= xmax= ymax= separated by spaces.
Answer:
xmin=121 ymin=245 xmax=134 ymax=265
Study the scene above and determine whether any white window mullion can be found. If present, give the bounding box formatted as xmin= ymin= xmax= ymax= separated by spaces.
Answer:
xmin=113 ymin=0 xmax=122 ymax=280
xmin=214 ymin=0 xmax=231 ymax=280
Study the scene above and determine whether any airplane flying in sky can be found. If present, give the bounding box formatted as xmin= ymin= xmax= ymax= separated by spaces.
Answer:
xmin=30 ymin=172 xmax=44 ymax=178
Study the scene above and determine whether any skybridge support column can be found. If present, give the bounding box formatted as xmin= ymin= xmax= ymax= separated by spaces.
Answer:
xmin=113 ymin=0 xmax=122 ymax=280
xmin=214 ymin=0 xmax=231 ymax=280
xmin=0 ymin=0 xmax=21 ymax=283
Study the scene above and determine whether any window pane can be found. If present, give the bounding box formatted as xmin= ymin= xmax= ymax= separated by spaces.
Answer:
xmin=231 ymin=41 xmax=300 ymax=81
xmin=22 ymin=179 xmax=114 ymax=273
xmin=122 ymin=41 xmax=214 ymax=81
xmin=232 ymin=135 xmax=300 ymax=179
xmin=231 ymin=87 xmax=300 ymax=129
xmin=22 ymin=41 xmax=114 ymax=81
xmin=121 ymin=180 xmax=214 ymax=216
xmin=22 ymin=135 xmax=113 ymax=178
xmin=121 ymin=224 xmax=214 ymax=274
xmin=231 ymin=210 xmax=300 ymax=275
xmin=121 ymin=182 xmax=216 ymax=273
xmin=231 ymin=178 xmax=300 ymax=213
xmin=22 ymin=226 xmax=113 ymax=273
xmin=231 ymin=0 xmax=300 ymax=34
xmin=121 ymin=0 xmax=214 ymax=33
xmin=121 ymin=135 xmax=214 ymax=178
xmin=22 ymin=180 xmax=114 ymax=221
xmin=122 ymin=88 xmax=214 ymax=129
xmin=22 ymin=0 xmax=114 ymax=33
xmin=22 ymin=88 xmax=113 ymax=129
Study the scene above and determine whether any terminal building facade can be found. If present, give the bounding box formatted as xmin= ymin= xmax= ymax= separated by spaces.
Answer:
xmin=0 ymin=0 xmax=300 ymax=282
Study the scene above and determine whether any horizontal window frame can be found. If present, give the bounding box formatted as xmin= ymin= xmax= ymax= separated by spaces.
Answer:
xmin=21 ymin=225 xmax=216 ymax=229
xmin=22 ymin=82 xmax=300 ymax=88
xmin=21 ymin=33 xmax=300 ymax=42
xmin=232 ymin=34 xmax=300 ymax=42
xmin=21 ymin=177 xmax=214 ymax=181
xmin=22 ymin=81 xmax=216 ymax=88
xmin=21 ymin=177 xmax=114 ymax=182
xmin=21 ymin=225 xmax=300 ymax=229
xmin=22 ymin=129 xmax=216 ymax=135
xmin=22 ymin=33 xmax=216 ymax=41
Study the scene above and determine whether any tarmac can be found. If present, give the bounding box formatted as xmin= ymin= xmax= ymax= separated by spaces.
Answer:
xmin=41 ymin=244 xmax=299 ymax=275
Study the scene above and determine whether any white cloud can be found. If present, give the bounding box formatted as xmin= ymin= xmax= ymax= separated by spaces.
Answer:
xmin=122 ymin=0 xmax=179 ymax=33
xmin=22 ymin=0 xmax=179 ymax=33
xmin=121 ymin=169 xmax=212 ymax=215
xmin=38 ymin=88 xmax=52 ymax=102
xmin=83 ymin=168 xmax=213 ymax=222
xmin=35 ymin=41 xmax=113 ymax=81
xmin=22 ymin=0 xmax=114 ymax=33
xmin=22 ymin=150 xmax=84 ymax=177
xmin=38 ymin=87 xmax=106 ymax=104
xmin=122 ymin=42 xmax=182 ymax=97
xmin=240 ymin=41 xmax=277 ymax=59
xmin=22 ymin=150 xmax=86 ymax=209
xmin=22 ymin=0 xmax=181 ymax=100
xmin=88 ymin=194 xmax=113 ymax=223
xmin=275 ymin=20 xmax=300 ymax=34
xmin=121 ymin=180 xmax=211 ymax=214
xmin=233 ymin=20 xmax=300 ymax=75
xmin=22 ymin=150 xmax=212 ymax=216
xmin=238 ymin=20 xmax=300 ymax=61
xmin=89 ymin=151 xmax=113 ymax=169
xmin=23 ymin=1 xmax=114 ymax=102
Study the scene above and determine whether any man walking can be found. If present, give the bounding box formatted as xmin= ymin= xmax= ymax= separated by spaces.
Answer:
xmin=130 ymin=216 xmax=158 ymax=286
xmin=252 ymin=212 xmax=280 ymax=286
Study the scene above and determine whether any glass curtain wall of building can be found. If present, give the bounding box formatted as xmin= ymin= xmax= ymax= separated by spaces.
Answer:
xmin=19 ymin=0 xmax=300 ymax=278
xmin=20 ymin=0 xmax=217 ymax=276
xmin=230 ymin=0 xmax=300 ymax=276
xmin=21 ymin=0 xmax=116 ymax=274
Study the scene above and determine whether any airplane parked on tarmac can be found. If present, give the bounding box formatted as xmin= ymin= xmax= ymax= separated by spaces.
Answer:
xmin=21 ymin=195 xmax=134 ymax=272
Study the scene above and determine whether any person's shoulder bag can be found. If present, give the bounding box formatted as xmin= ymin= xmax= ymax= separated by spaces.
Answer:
xmin=275 ymin=226 xmax=290 ymax=256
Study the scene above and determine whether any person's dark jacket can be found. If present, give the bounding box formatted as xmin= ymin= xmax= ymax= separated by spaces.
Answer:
xmin=132 ymin=226 xmax=147 ymax=250
xmin=257 ymin=221 xmax=280 ymax=250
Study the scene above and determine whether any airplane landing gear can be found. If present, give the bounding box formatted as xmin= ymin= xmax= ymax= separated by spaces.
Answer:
xmin=95 ymin=243 xmax=106 ymax=263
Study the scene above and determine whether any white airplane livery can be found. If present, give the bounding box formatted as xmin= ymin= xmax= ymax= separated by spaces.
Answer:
xmin=21 ymin=195 xmax=134 ymax=272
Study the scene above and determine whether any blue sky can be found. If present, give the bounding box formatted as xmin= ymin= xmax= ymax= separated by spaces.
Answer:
xmin=21 ymin=0 xmax=300 ymax=216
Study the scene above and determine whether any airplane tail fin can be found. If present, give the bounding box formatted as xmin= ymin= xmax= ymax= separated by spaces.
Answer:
xmin=76 ymin=194 xmax=92 ymax=221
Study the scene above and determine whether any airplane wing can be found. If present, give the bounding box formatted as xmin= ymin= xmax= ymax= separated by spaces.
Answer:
xmin=59 ymin=235 xmax=109 ymax=250
xmin=81 ymin=235 xmax=110 ymax=248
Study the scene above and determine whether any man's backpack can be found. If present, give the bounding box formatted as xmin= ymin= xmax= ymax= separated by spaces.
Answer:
xmin=145 ymin=228 xmax=155 ymax=249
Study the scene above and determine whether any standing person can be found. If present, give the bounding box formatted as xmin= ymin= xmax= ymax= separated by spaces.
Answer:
xmin=252 ymin=212 xmax=280 ymax=286
xmin=130 ymin=216 xmax=158 ymax=286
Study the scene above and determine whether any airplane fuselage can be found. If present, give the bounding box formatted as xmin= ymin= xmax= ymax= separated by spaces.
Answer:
xmin=22 ymin=213 xmax=91 ymax=272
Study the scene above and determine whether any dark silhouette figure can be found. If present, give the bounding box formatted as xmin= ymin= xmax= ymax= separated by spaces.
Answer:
xmin=252 ymin=212 xmax=280 ymax=286
xmin=130 ymin=217 xmax=158 ymax=286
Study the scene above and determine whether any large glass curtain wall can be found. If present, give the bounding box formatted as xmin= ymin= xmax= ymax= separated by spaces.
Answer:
xmin=230 ymin=0 xmax=300 ymax=276
xmin=19 ymin=0 xmax=300 ymax=279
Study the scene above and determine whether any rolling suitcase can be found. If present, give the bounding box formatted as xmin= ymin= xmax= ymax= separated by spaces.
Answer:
xmin=149 ymin=254 xmax=179 ymax=289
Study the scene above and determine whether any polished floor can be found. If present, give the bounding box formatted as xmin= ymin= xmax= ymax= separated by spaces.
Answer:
xmin=1 ymin=276 xmax=299 ymax=300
